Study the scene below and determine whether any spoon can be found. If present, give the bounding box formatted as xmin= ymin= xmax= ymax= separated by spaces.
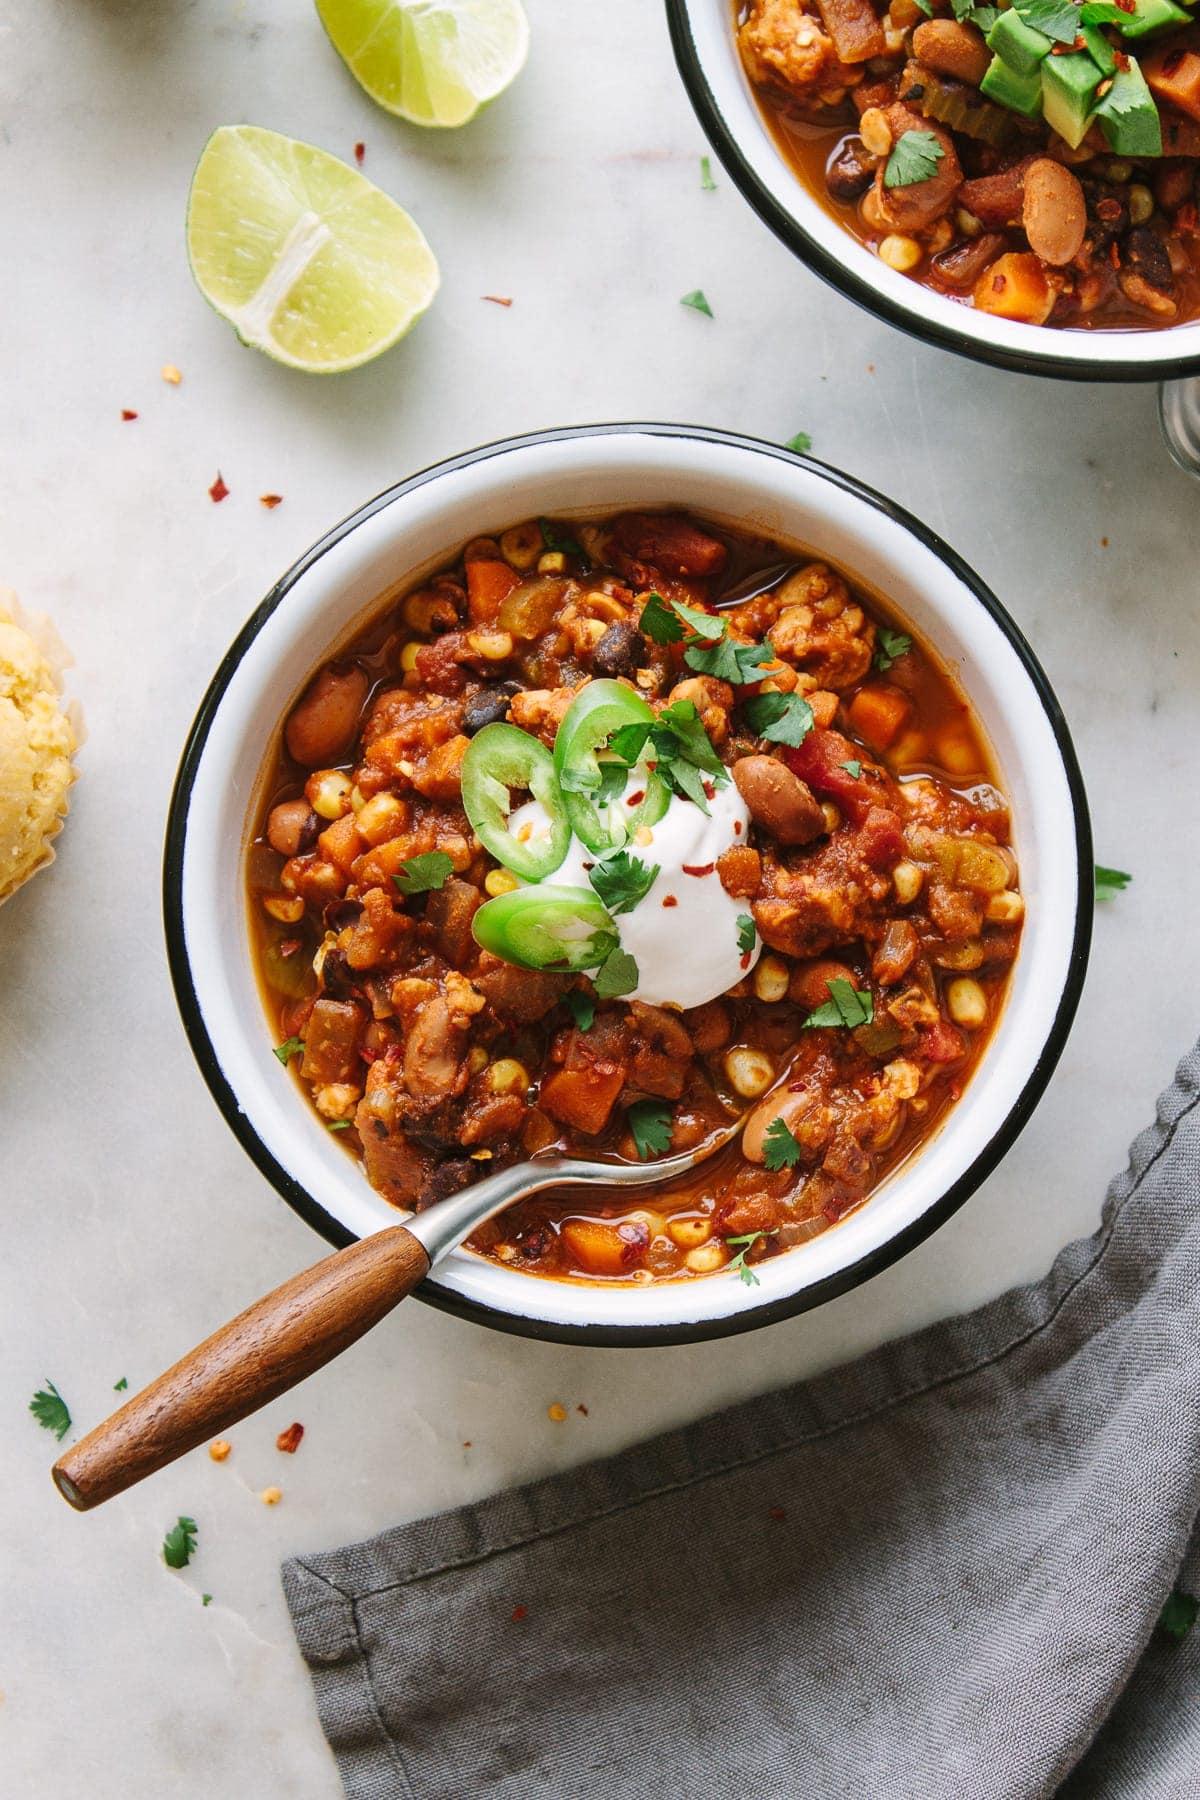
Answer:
xmin=51 ymin=1119 xmax=744 ymax=1511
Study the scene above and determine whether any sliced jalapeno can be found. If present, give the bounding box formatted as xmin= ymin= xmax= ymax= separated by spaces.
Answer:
xmin=461 ymin=722 xmax=570 ymax=881
xmin=554 ymin=680 xmax=668 ymax=853
xmin=471 ymin=885 xmax=620 ymax=972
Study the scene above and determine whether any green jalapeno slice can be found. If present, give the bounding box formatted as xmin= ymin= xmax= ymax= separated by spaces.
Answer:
xmin=461 ymin=723 xmax=570 ymax=881
xmin=471 ymin=885 xmax=620 ymax=972
xmin=553 ymin=680 xmax=669 ymax=853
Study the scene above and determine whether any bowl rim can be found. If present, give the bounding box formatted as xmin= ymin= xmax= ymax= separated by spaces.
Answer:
xmin=162 ymin=421 xmax=1093 ymax=1347
xmin=664 ymin=0 xmax=1200 ymax=384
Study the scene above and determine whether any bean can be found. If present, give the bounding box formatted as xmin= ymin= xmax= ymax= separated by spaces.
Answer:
xmin=461 ymin=681 xmax=519 ymax=736
xmin=826 ymin=137 xmax=876 ymax=203
xmin=742 ymin=1088 xmax=812 ymax=1165
xmin=592 ymin=620 xmax=643 ymax=678
xmin=285 ymin=664 xmax=369 ymax=767
xmin=267 ymin=798 xmax=320 ymax=857
xmin=1022 ymin=160 xmax=1086 ymax=267
xmin=732 ymin=755 xmax=825 ymax=846
xmin=911 ymin=20 xmax=990 ymax=86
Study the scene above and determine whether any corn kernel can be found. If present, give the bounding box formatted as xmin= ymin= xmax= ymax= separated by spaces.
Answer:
xmin=160 ymin=363 xmax=182 ymax=384
xmin=878 ymin=234 xmax=923 ymax=273
xmin=399 ymin=641 xmax=421 ymax=673
xmin=724 ymin=1047 xmax=774 ymax=1099
xmin=1128 ymin=184 xmax=1154 ymax=226
xmin=927 ymin=218 xmax=953 ymax=254
xmin=494 ymin=1242 xmax=518 ymax=1262
xmin=209 ymin=1440 xmax=232 ymax=1462
xmin=893 ymin=860 xmax=924 ymax=904
xmin=466 ymin=628 xmax=514 ymax=661
xmin=485 ymin=868 xmax=519 ymax=897
xmin=956 ymin=207 xmax=983 ymax=239
xmin=628 ymin=1267 xmax=655 ymax=1285
xmin=500 ymin=522 xmax=544 ymax=570
xmin=634 ymin=825 xmax=654 ymax=846
xmin=488 ymin=1058 xmax=531 ymax=1096
xmin=260 ymin=1486 xmax=282 ymax=1506
xmin=753 ymin=954 xmax=789 ymax=1004
xmin=685 ymin=1240 xmax=728 ymax=1274
xmin=468 ymin=1046 xmax=489 ymax=1075
xmin=821 ymin=803 xmax=842 ymax=835
xmin=860 ymin=188 xmax=887 ymax=232
xmin=946 ymin=977 xmax=988 ymax=1029
xmin=355 ymin=792 xmax=405 ymax=845
xmin=547 ymin=1402 xmax=568 ymax=1422
xmin=986 ymin=890 xmax=1025 ymax=925
xmin=443 ymin=834 xmax=472 ymax=873
xmin=262 ymin=892 xmax=304 ymax=924
xmin=537 ymin=551 xmax=567 ymax=575
xmin=349 ymin=785 xmax=367 ymax=813
xmin=308 ymin=770 xmax=352 ymax=821
xmin=859 ymin=107 xmax=893 ymax=158
xmin=668 ymin=1216 xmax=713 ymax=1249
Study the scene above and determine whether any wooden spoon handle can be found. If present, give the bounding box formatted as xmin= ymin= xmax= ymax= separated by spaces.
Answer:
xmin=52 ymin=1224 xmax=430 ymax=1511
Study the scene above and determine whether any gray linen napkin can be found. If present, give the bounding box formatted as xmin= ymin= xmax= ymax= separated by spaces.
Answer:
xmin=283 ymin=1044 xmax=1200 ymax=1800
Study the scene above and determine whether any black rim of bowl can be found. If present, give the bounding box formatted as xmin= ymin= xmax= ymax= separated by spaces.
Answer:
xmin=163 ymin=421 xmax=1094 ymax=1347
xmin=664 ymin=0 xmax=1200 ymax=385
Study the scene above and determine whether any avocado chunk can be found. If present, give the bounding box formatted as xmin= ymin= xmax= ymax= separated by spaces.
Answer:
xmin=1118 ymin=0 xmax=1191 ymax=39
xmin=1041 ymin=51 xmax=1102 ymax=148
xmin=1094 ymin=61 xmax=1164 ymax=154
xmin=987 ymin=10 xmax=1052 ymax=78
xmin=1081 ymin=22 xmax=1116 ymax=76
xmin=982 ymin=54 xmax=1046 ymax=118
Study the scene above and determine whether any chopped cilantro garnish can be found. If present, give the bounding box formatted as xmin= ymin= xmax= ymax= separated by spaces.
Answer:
xmin=740 ymin=690 xmax=815 ymax=749
xmin=724 ymin=1228 xmax=779 ymax=1286
xmin=327 ymin=1119 xmax=352 ymax=1132
xmin=594 ymin=948 xmax=639 ymax=999
xmin=840 ymin=760 xmax=862 ymax=779
xmin=680 ymin=289 xmax=713 ymax=318
xmin=736 ymin=913 xmax=756 ymax=955
xmin=273 ymin=1035 xmax=305 ymax=1066
xmin=874 ymin=626 xmax=912 ymax=672
xmin=762 ymin=1117 xmax=803 ymax=1171
xmin=594 ymin=760 xmax=630 ymax=808
xmin=670 ymin=597 xmax=725 ymax=640
xmin=1095 ymin=865 xmax=1132 ymax=901
xmin=588 ymin=851 xmax=660 ymax=917
xmin=1158 ymin=1590 xmax=1199 ymax=1643
xmin=539 ymin=517 xmax=582 ymax=556
xmin=1011 ymin=0 xmax=1083 ymax=41
xmin=884 ymin=131 xmax=945 ymax=191
xmin=784 ymin=431 xmax=812 ymax=454
xmin=113 ymin=1377 xmax=128 ymax=1392
xmin=686 ymin=634 xmax=776 ymax=686
xmin=627 ymin=1099 xmax=674 ymax=1160
xmin=163 ymin=1516 xmax=198 ymax=1570
xmin=804 ymin=977 xmax=874 ymax=1030
xmin=392 ymin=850 xmax=455 ymax=896
xmin=564 ymin=990 xmax=596 ymax=1032
xmin=700 ymin=155 xmax=716 ymax=191
xmin=638 ymin=591 xmax=685 ymax=645
xmin=607 ymin=699 xmax=727 ymax=815
xmin=30 ymin=1380 xmax=71 ymax=1442
xmin=202 ymin=1594 xmax=213 ymax=1607
xmin=969 ymin=2 xmax=999 ymax=25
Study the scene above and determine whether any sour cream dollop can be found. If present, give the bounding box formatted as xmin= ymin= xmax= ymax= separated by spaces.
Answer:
xmin=508 ymin=775 xmax=760 ymax=1010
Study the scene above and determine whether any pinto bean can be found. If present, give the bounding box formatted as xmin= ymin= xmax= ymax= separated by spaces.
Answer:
xmin=1021 ymin=159 xmax=1087 ymax=267
xmin=742 ymin=1088 xmax=814 ymax=1165
xmin=733 ymin=755 xmax=826 ymax=847
xmin=285 ymin=664 xmax=369 ymax=767
xmin=911 ymin=20 xmax=989 ymax=87
xmin=958 ymin=159 xmax=1034 ymax=228
xmin=931 ymin=232 xmax=1008 ymax=292
xmin=874 ymin=105 xmax=960 ymax=232
xmin=267 ymin=797 xmax=320 ymax=857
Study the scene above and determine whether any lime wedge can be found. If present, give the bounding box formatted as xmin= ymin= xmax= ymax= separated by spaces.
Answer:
xmin=186 ymin=126 xmax=440 ymax=374
xmin=316 ymin=0 xmax=530 ymax=128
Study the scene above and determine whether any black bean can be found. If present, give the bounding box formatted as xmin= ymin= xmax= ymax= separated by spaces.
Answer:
xmin=462 ymin=682 xmax=519 ymax=736
xmin=1126 ymin=225 xmax=1173 ymax=292
xmin=826 ymin=137 xmax=875 ymax=204
xmin=592 ymin=620 xmax=643 ymax=678
xmin=424 ymin=1158 xmax=477 ymax=1203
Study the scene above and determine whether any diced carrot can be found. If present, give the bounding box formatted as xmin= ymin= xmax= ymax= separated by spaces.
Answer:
xmin=539 ymin=1064 xmax=626 ymax=1136
xmin=559 ymin=1218 xmax=639 ymax=1276
xmin=847 ymin=683 xmax=911 ymax=751
xmin=972 ymin=252 xmax=1055 ymax=325
xmin=1144 ymin=45 xmax=1200 ymax=126
xmin=317 ymin=811 xmax=365 ymax=875
xmin=466 ymin=558 xmax=522 ymax=623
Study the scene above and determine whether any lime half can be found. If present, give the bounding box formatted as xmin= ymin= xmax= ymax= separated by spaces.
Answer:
xmin=316 ymin=0 xmax=530 ymax=128
xmin=186 ymin=126 xmax=440 ymax=373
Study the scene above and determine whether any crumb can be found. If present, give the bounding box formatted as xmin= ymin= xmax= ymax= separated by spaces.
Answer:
xmin=769 ymin=1505 xmax=786 ymax=1522
xmin=209 ymin=1440 xmax=232 ymax=1462
xmin=121 ymin=409 xmax=138 ymax=421
xmin=463 ymin=1440 xmax=472 ymax=1448
xmin=354 ymin=142 xmax=365 ymax=164
xmin=260 ymin=1486 xmax=282 ymax=1505
xmin=576 ymin=1404 xmax=589 ymax=1417
xmin=209 ymin=472 xmax=229 ymax=504
xmin=260 ymin=494 xmax=284 ymax=510
xmin=276 ymin=1422 xmax=304 ymax=1454
xmin=511 ymin=1604 xmax=527 ymax=1622
xmin=201 ymin=1594 xmax=213 ymax=1606
xmin=161 ymin=364 xmax=182 ymax=385
xmin=547 ymin=1402 xmax=567 ymax=1423
xmin=482 ymin=295 xmax=513 ymax=307
xmin=1100 ymin=536 xmax=1109 ymax=547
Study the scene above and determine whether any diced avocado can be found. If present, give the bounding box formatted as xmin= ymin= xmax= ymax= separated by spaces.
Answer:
xmin=1118 ymin=0 xmax=1190 ymax=38
xmin=1081 ymin=22 xmax=1116 ymax=75
xmin=987 ymin=10 xmax=1053 ymax=78
xmin=1094 ymin=61 xmax=1164 ymax=154
xmin=1041 ymin=51 xmax=1102 ymax=148
xmin=982 ymin=54 xmax=1046 ymax=118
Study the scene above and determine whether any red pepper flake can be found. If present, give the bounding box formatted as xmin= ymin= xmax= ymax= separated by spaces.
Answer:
xmin=740 ymin=950 xmax=752 ymax=970
xmin=121 ymin=408 xmax=138 ymax=421
xmin=511 ymin=1605 xmax=528 ymax=1622
xmin=279 ymin=937 xmax=302 ymax=959
xmin=733 ymin=819 xmax=743 ymax=835
xmin=769 ymin=1505 xmax=787 ymax=1523
xmin=463 ymin=1440 xmax=472 ymax=1448
xmin=645 ymin=760 xmax=658 ymax=773
xmin=354 ymin=141 xmax=365 ymax=164
xmin=662 ymin=894 xmax=678 ymax=908
xmin=702 ymin=780 xmax=716 ymax=801
xmin=276 ymin=1422 xmax=305 ymax=1454
xmin=682 ymin=862 xmax=714 ymax=877
xmin=1113 ymin=49 xmax=1130 ymax=71
xmin=1100 ymin=536 xmax=1109 ymax=548
xmin=260 ymin=493 xmax=284 ymax=509
xmin=482 ymin=294 xmax=513 ymax=307
xmin=359 ymin=1045 xmax=379 ymax=1065
xmin=577 ymin=1404 xmax=589 ymax=1416
xmin=992 ymin=275 xmax=1006 ymax=293
xmin=866 ymin=363 xmax=875 ymax=373
xmin=1111 ymin=241 xmax=1121 ymax=268
xmin=209 ymin=472 xmax=229 ymax=503
xmin=625 ymin=789 xmax=646 ymax=806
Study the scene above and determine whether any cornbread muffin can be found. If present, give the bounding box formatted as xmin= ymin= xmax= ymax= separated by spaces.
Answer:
xmin=0 ymin=594 xmax=77 ymax=904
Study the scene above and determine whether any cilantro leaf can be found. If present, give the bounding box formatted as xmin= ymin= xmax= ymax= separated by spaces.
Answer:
xmin=700 ymin=155 xmax=717 ymax=191
xmin=736 ymin=913 xmax=756 ymax=955
xmin=30 ymin=1379 xmax=71 ymax=1442
xmin=762 ymin=1117 xmax=804 ymax=1171
xmin=685 ymin=635 xmax=776 ymax=685
xmin=588 ymin=851 xmax=660 ymax=916
xmin=724 ymin=1228 xmax=779 ymax=1286
xmin=803 ymin=977 xmax=874 ymax=1030
xmin=1011 ymin=0 xmax=1084 ymax=41
xmin=970 ymin=3 xmax=999 ymax=25
xmin=595 ymin=760 xmax=631 ymax=808
xmin=874 ymin=626 xmax=912 ymax=672
xmin=841 ymin=760 xmax=862 ymax=779
xmin=627 ymin=1099 xmax=674 ymax=1159
xmin=202 ymin=1594 xmax=213 ymax=1607
xmin=564 ymin=990 xmax=596 ymax=1032
xmin=654 ymin=699 xmax=727 ymax=777
xmin=663 ymin=756 xmax=714 ymax=814
xmin=392 ymin=850 xmax=454 ymax=896
xmin=1095 ymin=865 xmax=1132 ymax=901
xmin=113 ymin=1377 xmax=128 ymax=1392
xmin=273 ymin=1035 xmax=305 ymax=1066
xmin=594 ymin=948 xmax=639 ymax=998
xmin=638 ymin=591 xmax=685 ymax=645
xmin=884 ymin=131 xmax=945 ymax=191
xmin=539 ymin=518 xmax=582 ymax=556
xmin=670 ymin=597 xmax=725 ymax=640
xmin=912 ymin=0 xmax=934 ymax=12
xmin=163 ymin=1516 xmax=198 ymax=1570
xmin=740 ymin=690 xmax=815 ymax=748
xmin=681 ymin=289 xmax=713 ymax=317
xmin=784 ymin=431 xmax=813 ymax=454
xmin=608 ymin=719 xmax=653 ymax=765
xmin=1158 ymin=1590 xmax=1199 ymax=1643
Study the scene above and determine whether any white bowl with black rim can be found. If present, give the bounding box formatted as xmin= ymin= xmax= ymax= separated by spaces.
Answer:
xmin=164 ymin=423 xmax=1092 ymax=1346
xmin=666 ymin=0 xmax=1200 ymax=395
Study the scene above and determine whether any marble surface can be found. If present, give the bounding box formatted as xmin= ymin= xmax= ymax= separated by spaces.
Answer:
xmin=4 ymin=1 xmax=1200 ymax=1794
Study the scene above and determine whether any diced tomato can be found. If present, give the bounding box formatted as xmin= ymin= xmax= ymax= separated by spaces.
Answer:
xmin=857 ymin=805 xmax=906 ymax=871
xmin=785 ymin=728 xmax=873 ymax=823
xmin=920 ymin=1018 xmax=966 ymax=1064
xmin=611 ymin=512 xmax=727 ymax=577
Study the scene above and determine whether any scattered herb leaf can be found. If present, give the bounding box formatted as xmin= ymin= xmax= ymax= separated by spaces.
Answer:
xmin=202 ymin=1594 xmax=213 ymax=1607
xmin=686 ymin=634 xmax=776 ymax=686
xmin=736 ymin=913 xmax=756 ymax=955
xmin=30 ymin=1380 xmax=71 ymax=1442
xmin=539 ymin=518 xmax=582 ymax=556
xmin=874 ymin=626 xmax=912 ymax=672
xmin=273 ymin=1035 xmax=305 ymax=1066
xmin=1011 ymin=0 xmax=1084 ymax=41
xmin=884 ymin=130 xmax=945 ymax=191
xmin=589 ymin=851 xmax=660 ymax=916
xmin=114 ymin=1377 xmax=128 ymax=1392
xmin=804 ymin=977 xmax=874 ymax=1030
xmin=1095 ymin=865 xmax=1132 ymax=901
xmin=627 ymin=1099 xmax=674 ymax=1160
xmin=762 ymin=1117 xmax=804 ymax=1171
xmin=912 ymin=0 xmax=934 ymax=13
xmin=680 ymin=289 xmax=713 ymax=318
xmin=392 ymin=850 xmax=454 ymax=896
xmin=1158 ymin=1589 xmax=1199 ymax=1642
xmin=654 ymin=698 xmax=728 ymax=778
xmin=970 ymin=2 xmax=999 ymax=25
xmin=700 ymin=155 xmax=717 ymax=191
xmin=163 ymin=1516 xmax=198 ymax=1570
xmin=327 ymin=1120 xmax=352 ymax=1132
xmin=740 ymin=690 xmax=815 ymax=748
xmin=594 ymin=759 xmax=631 ymax=808
xmin=564 ymin=990 xmax=596 ymax=1033
xmin=724 ymin=1228 xmax=779 ymax=1286
xmin=638 ymin=590 xmax=685 ymax=645
xmin=670 ymin=597 xmax=725 ymax=640
xmin=840 ymin=760 xmax=863 ymax=779
xmin=594 ymin=948 xmax=639 ymax=999
xmin=784 ymin=431 xmax=813 ymax=454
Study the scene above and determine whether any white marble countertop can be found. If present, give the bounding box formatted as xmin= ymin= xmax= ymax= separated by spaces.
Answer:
xmin=4 ymin=2 xmax=1199 ymax=1794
